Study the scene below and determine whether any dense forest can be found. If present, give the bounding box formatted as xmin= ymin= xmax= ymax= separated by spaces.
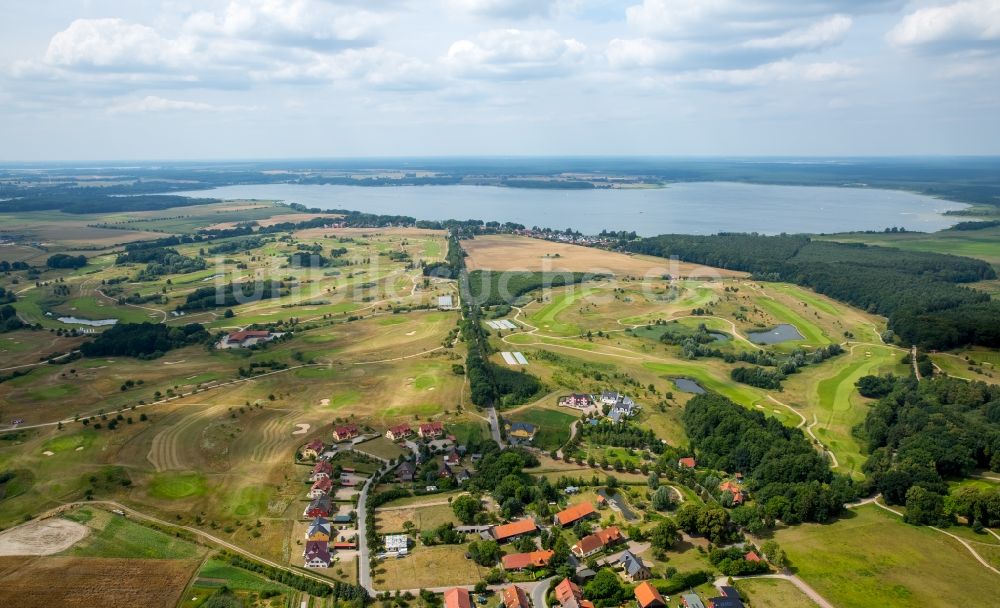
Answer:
xmin=80 ymin=322 xmax=210 ymax=358
xmin=627 ymin=234 xmax=999 ymax=349
xmin=116 ymin=246 xmax=206 ymax=279
xmin=0 ymin=191 xmax=219 ymax=214
xmin=860 ymin=375 xmax=1000 ymax=522
xmin=46 ymin=253 xmax=87 ymax=269
xmin=683 ymin=393 xmax=859 ymax=523
xmin=422 ymin=234 xmax=466 ymax=279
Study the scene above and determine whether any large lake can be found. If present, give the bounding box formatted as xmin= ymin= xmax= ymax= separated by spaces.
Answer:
xmin=176 ymin=182 xmax=966 ymax=235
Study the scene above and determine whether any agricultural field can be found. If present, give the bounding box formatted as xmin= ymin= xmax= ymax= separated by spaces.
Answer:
xmin=774 ymin=504 xmax=1000 ymax=607
xmin=463 ymin=234 xmax=746 ymax=278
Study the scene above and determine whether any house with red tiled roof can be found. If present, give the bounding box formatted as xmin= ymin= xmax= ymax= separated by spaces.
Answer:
xmin=418 ymin=421 xmax=445 ymax=438
xmin=309 ymin=476 xmax=333 ymax=498
xmin=554 ymin=578 xmax=595 ymax=608
xmin=745 ymin=551 xmax=762 ymax=563
xmin=492 ymin=518 xmax=538 ymax=542
xmin=635 ymin=581 xmax=665 ymax=608
xmin=554 ymin=502 xmax=597 ymax=527
xmin=571 ymin=526 xmax=623 ymax=558
xmin=311 ymin=460 xmax=333 ymax=481
xmin=220 ymin=330 xmax=276 ymax=349
xmin=501 ymin=549 xmax=554 ymax=571
xmin=332 ymin=424 xmax=360 ymax=442
xmin=678 ymin=457 xmax=696 ymax=469
xmin=301 ymin=438 xmax=325 ymax=459
xmin=719 ymin=480 xmax=744 ymax=505
xmin=303 ymin=540 xmax=331 ymax=568
xmin=445 ymin=588 xmax=472 ymax=608
xmin=502 ymin=585 xmax=530 ymax=608
xmin=386 ymin=424 xmax=413 ymax=441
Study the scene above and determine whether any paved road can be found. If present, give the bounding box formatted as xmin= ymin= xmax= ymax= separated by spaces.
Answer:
xmin=486 ymin=405 xmax=504 ymax=447
xmin=911 ymin=345 xmax=922 ymax=380
xmin=531 ymin=576 xmax=555 ymax=608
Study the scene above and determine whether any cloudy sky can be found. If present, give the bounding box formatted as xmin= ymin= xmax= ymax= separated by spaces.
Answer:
xmin=1 ymin=0 xmax=999 ymax=160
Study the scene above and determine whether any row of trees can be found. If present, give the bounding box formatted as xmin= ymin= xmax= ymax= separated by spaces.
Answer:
xmin=79 ymin=322 xmax=210 ymax=358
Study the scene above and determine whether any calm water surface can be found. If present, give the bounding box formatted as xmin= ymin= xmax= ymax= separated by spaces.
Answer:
xmin=176 ymin=182 xmax=965 ymax=235
xmin=747 ymin=323 xmax=805 ymax=345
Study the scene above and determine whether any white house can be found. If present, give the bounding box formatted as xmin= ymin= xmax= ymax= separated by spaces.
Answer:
xmin=384 ymin=534 xmax=409 ymax=556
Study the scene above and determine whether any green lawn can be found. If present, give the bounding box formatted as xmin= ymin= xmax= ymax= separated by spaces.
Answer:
xmin=65 ymin=508 xmax=204 ymax=559
xmin=774 ymin=504 xmax=1000 ymax=607
xmin=754 ymin=296 xmax=830 ymax=345
xmin=149 ymin=472 xmax=208 ymax=499
xmin=507 ymin=408 xmax=577 ymax=451
xmin=526 ymin=288 xmax=596 ymax=337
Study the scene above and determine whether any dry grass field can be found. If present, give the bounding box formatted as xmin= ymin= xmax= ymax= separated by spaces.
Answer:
xmin=375 ymin=501 xmax=461 ymax=533
xmin=373 ymin=544 xmax=488 ymax=590
xmin=0 ymin=518 xmax=89 ymax=555
xmin=0 ymin=556 xmax=199 ymax=608
xmin=463 ymin=234 xmax=745 ymax=278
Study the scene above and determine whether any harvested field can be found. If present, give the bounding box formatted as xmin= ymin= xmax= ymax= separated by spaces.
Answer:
xmin=0 ymin=556 xmax=198 ymax=608
xmin=463 ymin=235 xmax=745 ymax=278
xmin=0 ymin=517 xmax=89 ymax=556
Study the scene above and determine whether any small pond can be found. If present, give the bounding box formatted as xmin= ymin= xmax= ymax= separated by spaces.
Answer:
xmin=673 ymin=378 xmax=706 ymax=394
xmin=58 ymin=316 xmax=118 ymax=327
xmin=747 ymin=323 xmax=804 ymax=345
xmin=708 ymin=331 xmax=730 ymax=342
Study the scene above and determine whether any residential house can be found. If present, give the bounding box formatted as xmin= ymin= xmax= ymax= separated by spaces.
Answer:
xmin=438 ymin=461 xmax=454 ymax=479
xmin=502 ymin=586 xmax=530 ymax=608
xmin=309 ymin=476 xmax=333 ymax=498
xmin=418 ymin=421 xmax=445 ymax=438
xmin=456 ymin=468 xmax=472 ymax=484
xmin=332 ymin=424 xmax=360 ymax=442
xmin=386 ymin=424 xmax=413 ymax=441
xmin=396 ymin=461 xmax=416 ymax=483
xmin=444 ymin=448 xmax=461 ymax=466
xmin=608 ymin=397 xmax=637 ymax=423
xmin=719 ymin=480 xmax=744 ymax=505
xmin=682 ymin=595 xmax=707 ymax=608
xmin=305 ymin=517 xmax=331 ymax=542
xmin=505 ymin=421 xmax=537 ymax=444
xmin=562 ymin=393 xmax=593 ymax=409
xmin=554 ymin=578 xmax=595 ymax=608
xmin=311 ymin=460 xmax=333 ymax=481
xmin=305 ymin=495 xmax=333 ymax=518
xmin=600 ymin=391 xmax=621 ymax=405
xmin=744 ymin=551 xmax=762 ymax=563
xmin=678 ymin=457 xmax=696 ymax=469
xmin=220 ymin=330 xmax=277 ymax=349
xmin=384 ymin=534 xmax=409 ymax=556
xmin=708 ymin=587 xmax=745 ymax=608
xmin=618 ymin=550 xmax=651 ymax=582
xmin=554 ymin=502 xmax=597 ymax=527
xmin=635 ymin=582 xmax=666 ymax=608
xmin=492 ymin=518 xmax=538 ymax=542
xmin=571 ymin=526 xmax=623 ymax=558
xmin=444 ymin=588 xmax=472 ymax=608
xmin=502 ymin=549 xmax=555 ymax=571
xmin=300 ymin=438 xmax=325 ymax=459
xmin=303 ymin=540 xmax=331 ymax=568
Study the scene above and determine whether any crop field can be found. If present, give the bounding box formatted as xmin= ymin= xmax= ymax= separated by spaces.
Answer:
xmin=775 ymin=504 xmax=1000 ymax=607
xmin=824 ymin=225 xmax=1000 ymax=268
xmin=0 ymin=555 xmax=200 ymax=608
xmin=64 ymin=507 xmax=205 ymax=559
xmin=463 ymin=234 xmax=746 ymax=278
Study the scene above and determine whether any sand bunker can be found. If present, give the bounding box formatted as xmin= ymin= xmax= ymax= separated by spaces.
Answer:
xmin=42 ymin=451 xmax=54 ymax=456
xmin=405 ymin=331 xmax=416 ymax=336
xmin=0 ymin=518 xmax=89 ymax=556
xmin=320 ymin=398 xmax=330 ymax=406
xmin=292 ymin=423 xmax=311 ymax=436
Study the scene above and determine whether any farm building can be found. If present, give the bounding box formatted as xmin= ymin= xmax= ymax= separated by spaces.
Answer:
xmin=501 ymin=549 xmax=554 ymax=571
xmin=492 ymin=518 xmax=538 ymax=542
xmin=333 ymin=424 xmax=360 ymax=442
xmin=418 ymin=421 xmax=445 ymax=438
xmin=438 ymin=295 xmax=455 ymax=310
xmin=219 ymin=330 xmax=279 ymax=349
xmin=384 ymin=534 xmax=409 ymax=556
xmin=502 ymin=585 xmax=530 ymax=608
xmin=444 ymin=588 xmax=472 ymax=608
xmin=554 ymin=502 xmax=597 ymax=527
xmin=635 ymin=582 xmax=666 ymax=608
xmin=386 ymin=424 xmax=413 ymax=441
xmin=571 ymin=526 xmax=623 ymax=558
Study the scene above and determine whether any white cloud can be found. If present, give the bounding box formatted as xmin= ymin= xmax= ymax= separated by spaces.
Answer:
xmin=743 ymin=15 xmax=853 ymax=52
xmin=888 ymin=0 xmax=1000 ymax=50
xmin=446 ymin=29 xmax=585 ymax=79
xmin=674 ymin=60 xmax=859 ymax=87
xmin=45 ymin=18 xmax=194 ymax=70
xmin=106 ymin=95 xmax=253 ymax=114
xmin=445 ymin=0 xmax=560 ymax=19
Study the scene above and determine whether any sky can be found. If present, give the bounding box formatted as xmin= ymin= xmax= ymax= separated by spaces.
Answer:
xmin=1 ymin=0 xmax=999 ymax=160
